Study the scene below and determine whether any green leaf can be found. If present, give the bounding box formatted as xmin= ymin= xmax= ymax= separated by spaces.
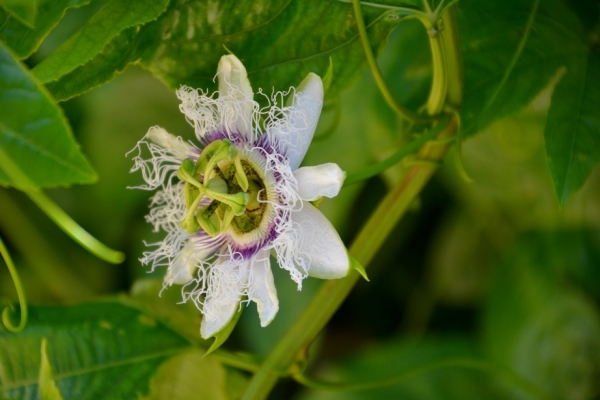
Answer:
xmin=544 ymin=52 xmax=600 ymax=205
xmin=0 ymin=0 xmax=92 ymax=58
xmin=140 ymin=0 xmax=401 ymax=100
xmin=0 ymin=301 xmax=191 ymax=399
xmin=0 ymin=41 xmax=96 ymax=189
xmin=483 ymin=231 xmax=600 ymax=399
xmin=459 ymin=0 xmax=586 ymax=138
xmin=125 ymin=278 xmax=202 ymax=343
xmin=0 ymin=0 xmax=38 ymax=27
xmin=33 ymin=0 xmax=169 ymax=84
xmin=44 ymin=26 xmax=141 ymax=102
xmin=45 ymin=0 xmax=403 ymax=102
xmin=146 ymin=349 xmax=247 ymax=400
xmin=38 ymin=339 xmax=64 ymax=400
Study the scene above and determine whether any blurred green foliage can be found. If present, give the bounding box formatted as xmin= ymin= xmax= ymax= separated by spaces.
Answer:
xmin=1 ymin=0 xmax=600 ymax=398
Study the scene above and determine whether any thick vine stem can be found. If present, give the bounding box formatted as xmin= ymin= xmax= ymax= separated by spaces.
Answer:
xmin=241 ymin=7 xmax=463 ymax=400
xmin=241 ymin=116 xmax=458 ymax=400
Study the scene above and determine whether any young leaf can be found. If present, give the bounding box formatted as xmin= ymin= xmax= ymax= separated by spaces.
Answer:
xmin=350 ymin=256 xmax=369 ymax=281
xmin=0 ymin=302 xmax=191 ymax=400
xmin=0 ymin=0 xmax=37 ymax=27
xmin=544 ymin=52 xmax=600 ymax=205
xmin=0 ymin=0 xmax=92 ymax=58
xmin=0 ymin=41 xmax=96 ymax=189
xmin=205 ymin=307 xmax=243 ymax=356
xmin=38 ymin=339 xmax=64 ymax=400
xmin=33 ymin=0 xmax=169 ymax=84
xmin=44 ymin=0 xmax=403 ymax=103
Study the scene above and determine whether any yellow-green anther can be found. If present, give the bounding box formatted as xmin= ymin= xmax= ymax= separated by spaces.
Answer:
xmin=183 ymin=192 xmax=205 ymax=229
xmin=205 ymin=190 xmax=249 ymax=216
xmin=195 ymin=140 xmax=223 ymax=171
xmin=184 ymin=182 xmax=200 ymax=210
xmin=246 ymin=180 xmax=262 ymax=211
xmin=178 ymin=163 xmax=203 ymax=188
xmin=185 ymin=215 xmax=199 ymax=234
xmin=207 ymin=177 xmax=228 ymax=194
xmin=196 ymin=210 xmax=220 ymax=237
xmin=233 ymin=152 xmax=249 ymax=192
xmin=181 ymin=158 xmax=195 ymax=173
xmin=203 ymin=140 xmax=233 ymax=179
xmin=219 ymin=206 xmax=237 ymax=232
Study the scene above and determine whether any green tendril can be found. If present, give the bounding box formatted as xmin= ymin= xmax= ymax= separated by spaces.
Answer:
xmin=344 ymin=115 xmax=452 ymax=186
xmin=26 ymin=191 xmax=125 ymax=264
xmin=351 ymin=0 xmax=424 ymax=124
xmin=1 ymin=237 xmax=28 ymax=332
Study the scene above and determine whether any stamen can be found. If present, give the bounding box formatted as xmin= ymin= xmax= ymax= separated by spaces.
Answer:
xmin=196 ymin=207 xmax=220 ymax=236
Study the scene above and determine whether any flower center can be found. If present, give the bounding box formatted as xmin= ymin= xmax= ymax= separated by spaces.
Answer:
xmin=176 ymin=139 xmax=268 ymax=236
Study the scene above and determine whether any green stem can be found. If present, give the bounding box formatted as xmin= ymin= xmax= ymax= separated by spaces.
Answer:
xmin=293 ymin=358 xmax=552 ymax=399
xmin=0 ymin=236 xmax=28 ymax=332
xmin=241 ymin=116 xmax=459 ymax=400
xmin=352 ymin=0 xmax=422 ymax=124
xmin=25 ymin=190 xmax=125 ymax=264
xmin=0 ymin=141 xmax=124 ymax=264
xmin=345 ymin=115 xmax=451 ymax=186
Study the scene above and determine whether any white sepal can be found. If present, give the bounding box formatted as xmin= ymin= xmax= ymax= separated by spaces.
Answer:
xmin=294 ymin=163 xmax=345 ymax=201
xmin=146 ymin=126 xmax=194 ymax=159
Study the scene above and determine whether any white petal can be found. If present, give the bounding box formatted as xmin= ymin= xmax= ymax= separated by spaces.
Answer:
xmin=164 ymin=239 xmax=214 ymax=286
xmin=294 ymin=163 xmax=346 ymax=201
xmin=248 ymin=249 xmax=279 ymax=327
xmin=280 ymin=73 xmax=324 ymax=170
xmin=217 ymin=55 xmax=254 ymax=136
xmin=200 ymin=296 xmax=240 ymax=339
xmin=291 ymin=203 xmax=349 ymax=279
xmin=146 ymin=126 xmax=194 ymax=159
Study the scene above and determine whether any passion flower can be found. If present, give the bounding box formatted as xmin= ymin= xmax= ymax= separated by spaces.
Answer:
xmin=130 ymin=55 xmax=349 ymax=338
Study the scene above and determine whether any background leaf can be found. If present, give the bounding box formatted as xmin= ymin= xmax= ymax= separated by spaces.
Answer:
xmin=145 ymin=349 xmax=248 ymax=400
xmin=0 ymin=301 xmax=191 ymax=399
xmin=0 ymin=41 xmax=96 ymax=189
xmin=43 ymin=0 xmax=405 ymax=103
xmin=544 ymin=52 xmax=600 ymax=205
xmin=0 ymin=0 xmax=92 ymax=58
xmin=482 ymin=231 xmax=600 ymax=399
xmin=33 ymin=0 xmax=169 ymax=84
